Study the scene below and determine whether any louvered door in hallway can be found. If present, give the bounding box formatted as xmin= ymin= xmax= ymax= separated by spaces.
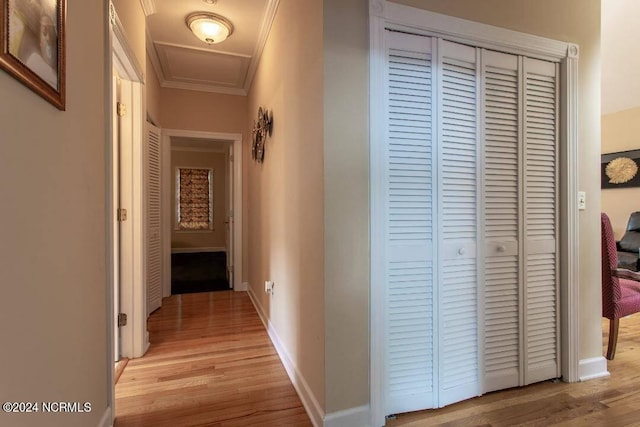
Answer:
xmin=376 ymin=30 xmax=560 ymax=417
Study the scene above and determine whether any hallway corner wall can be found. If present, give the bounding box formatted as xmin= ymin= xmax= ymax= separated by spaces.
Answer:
xmin=0 ymin=2 xmax=109 ymax=426
xmin=246 ymin=0 xmax=326 ymax=422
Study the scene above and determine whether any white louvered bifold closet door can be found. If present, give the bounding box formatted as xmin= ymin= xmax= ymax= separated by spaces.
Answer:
xmin=437 ymin=40 xmax=480 ymax=407
xmin=379 ymin=32 xmax=560 ymax=418
xmin=146 ymin=123 xmax=162 ymax=315
xmin=482 ymin=50 xmax=521 ymax=393
xmin=383 ymin=31 xmax=436 ymax=416
xmin=523 ymin=58 xmax=560 ymax=384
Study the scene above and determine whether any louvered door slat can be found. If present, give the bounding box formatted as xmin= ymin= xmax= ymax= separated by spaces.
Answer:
xmin=523 ymin=58 xmax=559 ymax=385
xmin=482 ymin=50 xmax=521 ymax=393
xmin=438 ymin=40 xmax=479 ymax=407
xmin=385 ymin=31 xmax=435 ymax=415
xmin=146 ymin=123 xmax=162 ymax=315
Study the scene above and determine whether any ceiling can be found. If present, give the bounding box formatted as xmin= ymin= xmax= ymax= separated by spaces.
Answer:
xmin=144 ymin=0 xmax=278 ymax=96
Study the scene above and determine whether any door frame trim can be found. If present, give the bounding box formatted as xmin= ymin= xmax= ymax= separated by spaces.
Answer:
xmin=369 ymin=1 xmax=579 ymax=425
xmin=161 ymin=129 xmax=244 ymax=294
xmin=106 ymin=2 xmax=148 ymax=423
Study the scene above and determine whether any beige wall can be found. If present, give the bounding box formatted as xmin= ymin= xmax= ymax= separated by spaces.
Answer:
xmin=146 ymin=54 xmax=162 ymax=126
xmin=160 ymin=89 xmax=247 ymax=134
xmin=0 ymin=2 xmax=108 ymax=426
xmin=323 ymin=0 xmax=602 ymax=413
xmin=111 ymin=0 xmax=146 ymax=74
xmin=171 ymin=150 xmax=228 ymax=249
xmin=323 ymin=0 xmax=370 ymax=414
xmin=602 ymin=107 xmax=640 ymax=238
xmin=247 ymin=0 xmax=325 ymax=412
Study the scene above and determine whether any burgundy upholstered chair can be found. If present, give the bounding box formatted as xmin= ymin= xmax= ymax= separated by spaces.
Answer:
xmin=601 ymin=212 xmax=640 ymax=360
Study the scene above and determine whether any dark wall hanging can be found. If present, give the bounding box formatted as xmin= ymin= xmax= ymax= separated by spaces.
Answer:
xmin=251 ymin=107 xmax=273 ymax=163
xmin=602 ymin=149 xmax=640 ymax=189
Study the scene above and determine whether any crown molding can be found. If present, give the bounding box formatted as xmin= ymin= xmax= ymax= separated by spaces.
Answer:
xmin=161 ymin=80 xmax=247 ymax=96
xmin=146 ymin=29 xmax=165 ymax=85
xmin=153 ymin=41 xmax=252 ymax=58
xmin=243 ymin=0 xmax=280 ymax=93
xmin=140 ymin=0 xmax=157 ymax=16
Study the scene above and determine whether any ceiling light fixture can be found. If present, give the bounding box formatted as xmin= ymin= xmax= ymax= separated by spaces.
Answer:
xmin=186 ymin=12 xmax=233 ymax=45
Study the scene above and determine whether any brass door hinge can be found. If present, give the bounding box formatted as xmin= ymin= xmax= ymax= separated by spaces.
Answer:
xmin=117 ymin=313 xmax=127 ymax=327
xmin=117 ymin=102 xmax=127 ymax=117
xmin=117 ymin=208 xmax=127 ymax=222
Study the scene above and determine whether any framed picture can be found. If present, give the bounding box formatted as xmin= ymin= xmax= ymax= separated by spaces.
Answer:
xmin=0 ymin=0 xmax=66 ymax=110
xmin=601 ymin=149 xmax=640 ymax=189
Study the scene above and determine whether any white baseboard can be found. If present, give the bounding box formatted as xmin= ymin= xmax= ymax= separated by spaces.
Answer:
xmin=247 ymin=285 xmax=324 ymax=427
xmin=98 ymin=406 xmax=112 ymax=427
xmin=234 ymin=281 xmax=248 ymax=292
xmin=324 ymin=405 xmax=371 ymax=427
xmin=579 ymin=356 xmax=609 ymax=381
xmin=171 ymin=247 xmax=226 ymax=253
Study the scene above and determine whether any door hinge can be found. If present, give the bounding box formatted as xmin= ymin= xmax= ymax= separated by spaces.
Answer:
xmin=109 ymin=4 xmax=116 ymax=25
xmin=117 ymin=313 xmax=127 ymax=327
xmin=117 ymin=102 xmax=127 ymax=117
xmin=117 ymin=208 xmax=127 ymax=222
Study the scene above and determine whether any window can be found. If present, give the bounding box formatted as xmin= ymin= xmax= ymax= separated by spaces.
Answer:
xmin=175 ymin=167 xmax=213 ymax=230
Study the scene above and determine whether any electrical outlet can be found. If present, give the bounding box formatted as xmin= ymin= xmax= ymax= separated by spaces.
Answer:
xmin=578 ymin=191 xmax=586 ymax=211
xmin=265 ymin=281 xmax=274 ymax=295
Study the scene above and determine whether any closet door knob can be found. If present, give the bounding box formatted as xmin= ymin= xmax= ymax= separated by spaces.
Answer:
xmin=458 ymin=247 xmax=466 ymax=255
xmin=497 ymin=245 xmax=506 ymax=253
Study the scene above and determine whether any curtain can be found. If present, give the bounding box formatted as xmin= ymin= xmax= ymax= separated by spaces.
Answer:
xmin=178 ymin=168 xmax=213 ymax=230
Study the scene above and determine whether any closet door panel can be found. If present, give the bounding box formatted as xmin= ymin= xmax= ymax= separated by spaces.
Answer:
xmin=438 ymin=40 xmax=480 ymax=407
xmin=384 ymin=31 xmax=436 ymax=414
xmin=523 ymin=57 xmax=560 ymax=384
xmin=482 ymin=50 xmax=521 ymax=392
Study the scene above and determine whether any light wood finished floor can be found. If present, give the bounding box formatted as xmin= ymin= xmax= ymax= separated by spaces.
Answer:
xmin=116 ymin=291 xmax=640 ymax=427
xmin=115 ymin=291 xmax=311 ymax=427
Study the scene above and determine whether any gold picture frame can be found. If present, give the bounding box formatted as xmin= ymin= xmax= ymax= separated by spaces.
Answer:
xmin=0 ymin=0 xmax=66 ymax=110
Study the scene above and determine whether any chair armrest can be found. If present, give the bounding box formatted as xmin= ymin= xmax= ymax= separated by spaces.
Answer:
xmin=613 ymin=268 xmax=640 ymax=281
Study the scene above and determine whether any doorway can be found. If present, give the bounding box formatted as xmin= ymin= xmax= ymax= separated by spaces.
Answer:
xmin=162 ymin=130 xmax=244 ymax=296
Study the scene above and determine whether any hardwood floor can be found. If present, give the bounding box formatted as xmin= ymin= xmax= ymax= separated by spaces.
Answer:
xmin=116 ymin=291 xmax=640 ymax=427
xmin=388 ymin=313 xmax=640 ymax=427
xmin=114 ymin=291 xmax=311 ymax=427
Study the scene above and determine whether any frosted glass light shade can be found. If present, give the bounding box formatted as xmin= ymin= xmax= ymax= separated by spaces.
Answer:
xmin=186 ymin=13 xmax=234 ymax=45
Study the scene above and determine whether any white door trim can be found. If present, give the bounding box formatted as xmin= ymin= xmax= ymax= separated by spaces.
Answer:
xmin=106 ymin=2 xmax=148 ymax=424
xmin=369 ymin=1 xmax=579 ymax=425
xmin=162 ymin=129 xmax=244 ymax=293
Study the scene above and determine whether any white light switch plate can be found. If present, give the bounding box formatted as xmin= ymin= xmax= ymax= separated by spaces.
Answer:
xmin=578 ymin=191 xmax=586 ymax=210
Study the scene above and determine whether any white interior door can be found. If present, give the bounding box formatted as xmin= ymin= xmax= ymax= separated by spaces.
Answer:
xmin=482 ymin=49 xmax=521 ymax=393
xmin=226 ymin=143 xmax=234 ymax=289
xmin=379 ymin=30 xmax=560 ymax=419
xmin=383 ymin=31 xmax=436 ymax=416
xmin=113 ymin=74 xmax=121 ymax=362
xmin=522 ymin=57 xmax=560 ymax=384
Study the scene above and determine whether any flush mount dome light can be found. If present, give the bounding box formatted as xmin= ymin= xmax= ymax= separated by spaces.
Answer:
xmin=186 ymin=12 xmax=234 ymax=45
